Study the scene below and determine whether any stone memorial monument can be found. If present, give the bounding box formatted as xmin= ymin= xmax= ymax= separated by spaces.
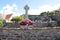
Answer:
xmin=24 ymin=5 xmax=29 ymax=19
xmin=20 ymin=5 xmax=33 ymax=28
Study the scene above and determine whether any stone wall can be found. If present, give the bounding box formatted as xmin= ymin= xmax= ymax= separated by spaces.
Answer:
xmin=3 ymin=20 xmax=57 ymax=28
xmin=33 ymin=21 xmax=57 ymax=27
xmin=0 ymin=28 xmax=60 ymax=40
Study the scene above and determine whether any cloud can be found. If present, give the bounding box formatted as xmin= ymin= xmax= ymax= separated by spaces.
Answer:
xmin=0 ymin=4 xmax=20 ymax=17
xmin=29 ymin=9 xmax=40 ymax=15
xmin=29 ymin=3 xmax=60 ymax=15
xmin=12 ymin=4 xmax=17 ymax=8
xmin=3 ymin=4 xmax=17 ymax=14
xmin=1 ymin=3 xmax=60 ymax=16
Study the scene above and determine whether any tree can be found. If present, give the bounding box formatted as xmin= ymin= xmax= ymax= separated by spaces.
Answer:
xmin=40 ymin=12 xmax=47 ymax=16
xmin=40 ymin=11 xmax=56 ymax=17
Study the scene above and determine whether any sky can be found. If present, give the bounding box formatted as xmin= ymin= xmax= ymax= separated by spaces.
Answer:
xmin=0 ymin=0 xmax=60 ymax=16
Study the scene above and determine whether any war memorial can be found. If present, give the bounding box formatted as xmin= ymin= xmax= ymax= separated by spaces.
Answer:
xmin=0 ymin=5 xmax=60 ymax=40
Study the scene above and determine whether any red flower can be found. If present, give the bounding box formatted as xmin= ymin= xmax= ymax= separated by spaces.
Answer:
xmin=20 ymin=19 xmax=34 ymax=25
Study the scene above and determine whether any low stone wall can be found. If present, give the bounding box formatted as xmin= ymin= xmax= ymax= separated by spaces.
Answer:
xmin=0 ymin=28 xmax=60 ymax=40
xmin=4 ymin=21 xmax=57 ymax=28
xmin=33 ymin=21 xmax=57 ymax=27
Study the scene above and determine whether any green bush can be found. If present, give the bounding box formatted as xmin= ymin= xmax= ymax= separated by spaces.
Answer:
xmin=0 ymin=21 xmax=3 ymax=26
xmin=0 ymin=18 xmax=3 ymax=27
xmin=11 ymin=16 xmax=22 ymax=22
